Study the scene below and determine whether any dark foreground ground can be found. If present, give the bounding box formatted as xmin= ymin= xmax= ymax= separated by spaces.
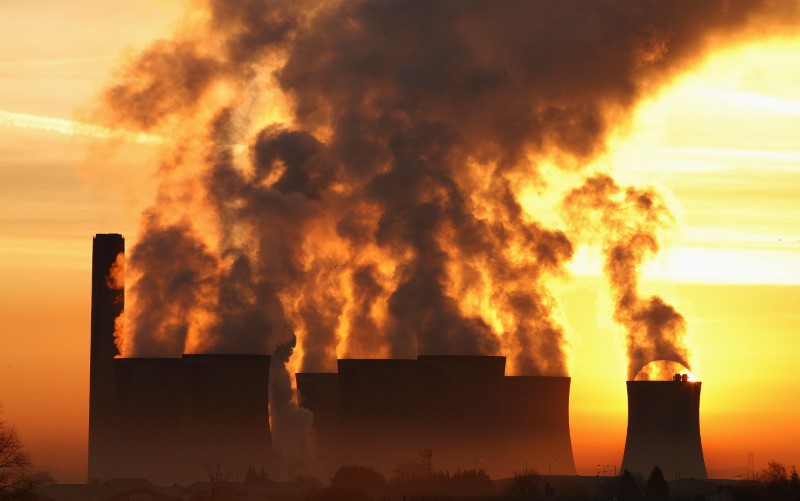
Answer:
xmin=23 ymin=471 xmax=792 ymax=501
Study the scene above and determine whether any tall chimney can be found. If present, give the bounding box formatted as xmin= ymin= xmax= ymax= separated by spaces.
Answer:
xmin=87 ymin=233 xmax=124 ymax=481
xmin=621 ymin=379 xmax=707 ymax=479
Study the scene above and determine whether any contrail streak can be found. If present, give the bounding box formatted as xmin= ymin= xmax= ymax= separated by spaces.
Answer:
xmin=0 ymin=109 xmax=162 ymax=144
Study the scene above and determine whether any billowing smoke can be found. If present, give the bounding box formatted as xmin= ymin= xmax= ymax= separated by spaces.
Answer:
xmin=121 ymin=214 xmax=219 ymax=357
xmin=97 ymin=3 xmax=797 ymax=382
xmin=269 ymin=335 xmax=314 ymax=465
xmin=563 ymin=174 xmax=688 ymax=380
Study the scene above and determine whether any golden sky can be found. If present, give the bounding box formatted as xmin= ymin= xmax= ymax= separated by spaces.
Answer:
xmin=0 ymin=1 xmax=799 ymax=482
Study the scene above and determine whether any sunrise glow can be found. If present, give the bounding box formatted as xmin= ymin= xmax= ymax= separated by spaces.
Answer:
xmin=1 ymin=1 xmax=799 ymax=488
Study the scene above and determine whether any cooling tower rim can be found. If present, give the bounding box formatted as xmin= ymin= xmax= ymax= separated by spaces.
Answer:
xmin=181 ymin=353 xmax=271 ymax=360
xmin=114 ymin=357 xmax=181 ymax=363
xmin=338 ymin=357 xmax=416 ymax=361
xmin=115 ymin=355 xmax=272 ymax=363
xmin=505 ymin=375 xmax=571 ymax=381
xmin=416 ymin=354 xmax=505 ymax=361
xmin=626 ymin=380 xmax=702 ymax=384
xmin=338 ymin=358 xmax=418 ymax=368
xmin=335 ymin=356 xmax=507 ymax=363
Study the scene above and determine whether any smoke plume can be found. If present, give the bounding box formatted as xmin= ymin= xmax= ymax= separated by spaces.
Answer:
xmin=562 ymin=174 xmax=688 ymax=380
xmin=96 ymin=1 xmax=797 ymax=379
xmin=269 ymin=335 xmax=314 ymax=465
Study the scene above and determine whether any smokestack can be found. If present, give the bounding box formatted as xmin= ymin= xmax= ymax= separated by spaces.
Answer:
xmin=87 ymin=233 xmax=124 ymax=481
xmin=621 ymin=379 xmax=707 ymax=479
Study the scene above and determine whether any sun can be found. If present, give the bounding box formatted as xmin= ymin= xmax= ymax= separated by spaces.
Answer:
xmin=634 ymin=360 xmax=698 ymax=382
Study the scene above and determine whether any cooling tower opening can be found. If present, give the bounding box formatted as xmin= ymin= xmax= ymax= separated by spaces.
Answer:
xmin=633 ymin=359 xmax=696 ymax=382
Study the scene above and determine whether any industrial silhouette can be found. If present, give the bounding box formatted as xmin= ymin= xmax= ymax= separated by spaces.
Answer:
xmin=621 ymin=375 xmax=707 ymax=479
xmin=88 ymin=233 xmax=124 ymax=481
xmin=87 ymin=234 xmax=273 ymax=484
xmin=88 ymin=234 xmax=708 ymax=483
xmin=297 ymin=356 xmax=577 ymax=477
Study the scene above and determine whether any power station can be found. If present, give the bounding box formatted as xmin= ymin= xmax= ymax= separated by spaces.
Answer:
xmin=88 ymin=233 xmax=707 ymax=482
xmin=297 ymin=356 xmax=577 ymax=477
xmin=621 ymin=376 xmax=707 ymax=479
xmin=87 ymin=234 xmax=273 ymax=483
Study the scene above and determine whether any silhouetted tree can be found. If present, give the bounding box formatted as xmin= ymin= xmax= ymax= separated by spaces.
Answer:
xmin=618 ymin=469 xmax=643 ymax=501
xmin=645 ymin=466 xmax=669 ymax=501
xmin=449 ymin=469 xmax=494 ymax=497
xmin=725 ymin=460 xmax=800 ymax=501
xmin=330 ymin=465 xmax=386 ymax=498
xmin=758 ymin=460 xmax=795 ymax=501
xmin=201 ymin=463 xmax=233 ymax=500
xmin=244 ymin=466 xmax=257 ymax=484
xmin=28 ymin=471 xmax=54 ymax=488
xmin=506 ymin=469 xmax=540 ymax=500
xmin=762 ymin=461 xmax=789 ymax=486
xmin=243 ymin=465 xmax=271 ymax=488
xmin=0 ymin=412 xmax=32 ymax=501
xmin=388 ymin=468 xmax=493 ymax=498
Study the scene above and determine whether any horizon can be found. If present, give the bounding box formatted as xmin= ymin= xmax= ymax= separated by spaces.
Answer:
xmin=1 ymin=0 xmax=800 ymax=485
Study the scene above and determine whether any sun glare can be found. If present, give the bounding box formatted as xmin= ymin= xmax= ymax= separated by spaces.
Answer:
xmin=594 ymin=37 xmax=800 ymax=286
xmin=633 ymin=360 xmax=698 ymax=382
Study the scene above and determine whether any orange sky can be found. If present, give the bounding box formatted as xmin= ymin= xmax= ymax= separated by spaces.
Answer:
xmin=1 ymin=1 xmax=799 ymax=482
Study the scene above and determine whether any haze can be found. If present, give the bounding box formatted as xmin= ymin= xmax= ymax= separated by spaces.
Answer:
xmin=0 ymin=0 xmax=799 ymax=482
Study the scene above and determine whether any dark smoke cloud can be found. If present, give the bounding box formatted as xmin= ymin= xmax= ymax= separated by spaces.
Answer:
xmin=199 ymin=111 xmax=334 ymax=361
xmin=102 ymin=0 xmax=313 ymax=131
xmin=104 ymin=41 xmax=222 ymax=130
xmin=562 ymin=174 xmax=688 ymax=380
xmin=124 ymin=213 xmax=218 ymax=357
xmin=102 ymin=0 xmax=797 ymax=377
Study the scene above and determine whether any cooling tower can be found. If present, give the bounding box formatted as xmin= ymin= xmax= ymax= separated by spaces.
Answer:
xmin=298 ymin=356 xmax=578 ymax=478
xmin=337 ymin=359 xmax=419 ymax=467
xmin=107 ymin=355 xmax=272 ymax=483
xmin=417 ymin=355 xmax=506 ymax=423
xmin=416 ymin=356 xmax=506 ymax=473
xmin=112 ymin=358 xmax=183 ymax=482
xmin=88 ymin=233 xmax=124 ymax=481
xmin=86 ymin=234 xmax=274 ymax=483
xmin=181 ymin=354 xmax=273 ymax=478
xmin=500 ymin=376 xmax=576 ymax=476
xmin=621 ymin=380 xmax=707 ymax=479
